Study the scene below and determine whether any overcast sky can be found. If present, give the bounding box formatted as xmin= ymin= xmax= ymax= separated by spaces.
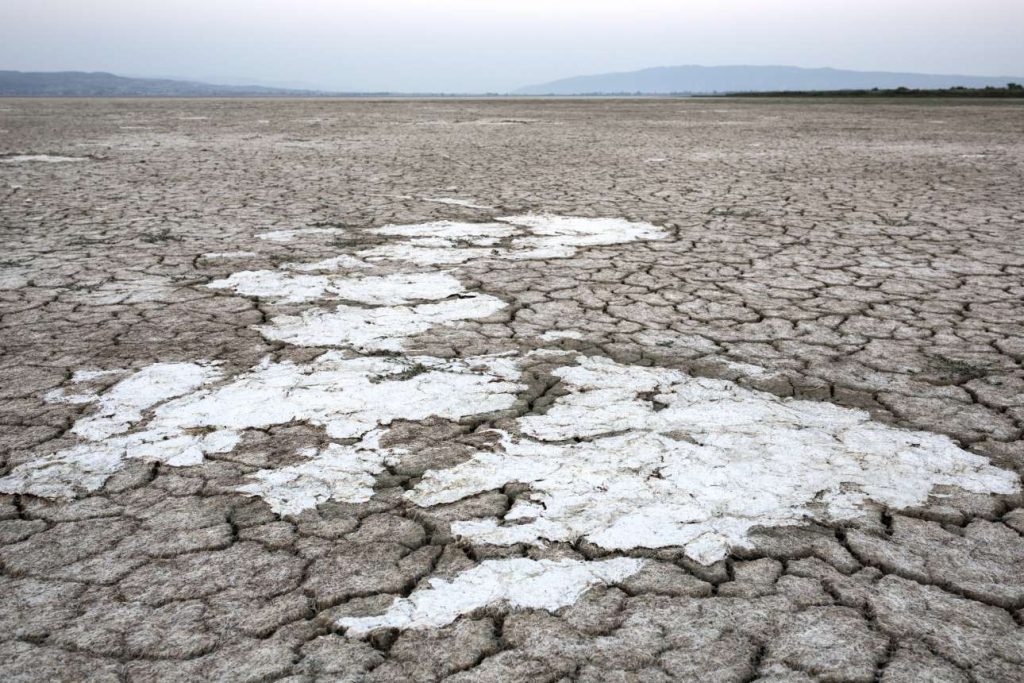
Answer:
xmin=2 ymin=0 xmax=1022 ymax=92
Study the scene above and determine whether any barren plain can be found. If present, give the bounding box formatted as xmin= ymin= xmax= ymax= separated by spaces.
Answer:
xmin=1 ymin=98 xmax=1024 ymax=681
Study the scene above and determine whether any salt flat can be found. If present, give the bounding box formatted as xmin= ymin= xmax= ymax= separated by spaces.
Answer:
xmin=1 ymin=98 xmax=1023 ymax=682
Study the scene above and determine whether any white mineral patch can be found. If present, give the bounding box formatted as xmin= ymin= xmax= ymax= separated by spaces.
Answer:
xmin=208 ymin=270 xmax=332 ymax=303
xmin=337 ymin=557 xmax=644 ymax=635
xmin=284 ymin=255 xmax=370 ymax=272
xmin=43 ymin=369 xmax=128 ymax=404
xmin=0 ymin=363 xmax=225 ymax=498
xmin=210 ymin=228 xmax=507 ymax=349
xmin=539 ymin=330 xmax=584 ymax=341
xmin=208 ymin=270 xmax=465 ymax=305
xmin=357 ymin=242 xmax=495 ymax=266
xmin=360 ymin=215 xmax=667 ymax=263
xmin=465 ymin=119 xmax=539 ymax=126
xmin=501 ymin=214 xmax=669 ymax=257
xmin=0 ymin=442 xmax=138 ymax=498
xmin=364 ymin=220 xmax=516 ymax=266
xmin=70 ymin=369 xmax=125 ymax=382
xmin=409 ymin=356 xmax=1019 ymax=565
xmin=328 ymin=272 xmax=465 ymax=305
xmin=236 ymin=431 xmax=402 ymax=515
xmin=69 ymin=363 xmax=223 ymax=441
xmin=1 ymin=354 xmax=523 ymax=499
xmin=141 ymin=353 xmax=522 ymax=441
xmin=260 ymin=294 xmax=507 ymax=351
xmin=423 ymin=197 xmax=493 ymax=209
xmin=371 ymin=220 xmax=516 ymax=241
xmin=201 ymin=251 xmax=258 ymax=260
xmin=44 ymin=389 xmax=100 ymax=405
xmin=257 ymin=227 xmax=345 ymax=242
xmin=1 ymin=155 xmax=88 ymax=163
xmin=0 ymin=430 xmax=241 ymax=499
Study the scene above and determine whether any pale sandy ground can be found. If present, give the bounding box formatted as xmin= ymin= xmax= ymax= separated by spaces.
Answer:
xmin=1 ymin=98 xmax=1023 ymax=681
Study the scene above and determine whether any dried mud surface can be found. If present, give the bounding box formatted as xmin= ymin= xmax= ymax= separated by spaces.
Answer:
xmin=2 ymin=98 xmax=1024 ymax=682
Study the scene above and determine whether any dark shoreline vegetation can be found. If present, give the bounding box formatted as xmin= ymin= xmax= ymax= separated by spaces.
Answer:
xmin=710 ymin=84 xmax=1024 ymax=98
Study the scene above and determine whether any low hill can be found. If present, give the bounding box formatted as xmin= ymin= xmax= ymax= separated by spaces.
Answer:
xmin=0 ymin=71 xmax=321 ymax=97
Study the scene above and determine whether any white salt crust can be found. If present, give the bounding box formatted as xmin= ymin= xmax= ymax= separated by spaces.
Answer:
xmin=205 ymin=235 xmax=506 ymax=349
xmin=1 ymin=363 xmax=224 ymax=498
xmin=0 ymin=355 xmax=523 ymax=499
xmin=207 ymin=257 xmax=507 ymax=350
xmin=208 ymin=271 xmax=465 ymax=305
xmin=357 ymin=242 xmax=496 ymax=266
xmin=70 ymin=369 xmax=125 ymax=382
xmin=1 ymin=155 xmax=88 ymax=163
xmin=43 ymin=392 xmax=99 ymax=406
xmin=259 ymin=294 xmax=507 ymax=351
xmin=11 ymin=354 xmax=1017 ymax=569
xmin=423 ymin=197 xmax=493 ymax=209
xmin=69 ymin=363 xmax=224 ymax=441
xmin=408 ymin=356 xmax=1020 ymax=565
xmin=200 ymin=251 xmax=258 ymax=260
xmin=337 ymin=557 xmax=645 ymax=634
xmin=539 ymin=330 xmax=584 ymax=341
xmin=256 ymin=227 xmax=346 ymax=242
xmin=283 ymin=255 xmax=370 ymax=272
xmin=236 ymin=431 xmax=398 ymax=515
xmin=372 ymin=221 xmax=516 ymax=240
xmin=358 ymin=214 xmax=669 ymax=265
xmin=207 ymin=271 xmax=331 ymax=303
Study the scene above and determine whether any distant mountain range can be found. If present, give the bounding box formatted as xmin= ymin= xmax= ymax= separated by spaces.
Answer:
xmin=515 ymin=65 xmax=1024 ymax=95
xmin=4 ymin=67 xmax=1023 ymax=97
xmin=0 ymin=71 xmax=324 ymax=97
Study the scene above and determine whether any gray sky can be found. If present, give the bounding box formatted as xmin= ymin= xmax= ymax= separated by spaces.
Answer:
xmin=2 ymin=0 xmax=1022 ymax=92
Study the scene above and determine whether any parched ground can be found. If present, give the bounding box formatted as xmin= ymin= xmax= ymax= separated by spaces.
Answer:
xmin=1 ymin=97 xmax=1024 ymax=682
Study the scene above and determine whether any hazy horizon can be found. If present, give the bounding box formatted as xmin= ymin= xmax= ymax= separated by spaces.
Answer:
xmin=2 ymin=0 xmax=1022 ymax=93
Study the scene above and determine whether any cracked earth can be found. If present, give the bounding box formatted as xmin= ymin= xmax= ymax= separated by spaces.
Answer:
xmin=1 ymin=98 xmax=1023 ymax=682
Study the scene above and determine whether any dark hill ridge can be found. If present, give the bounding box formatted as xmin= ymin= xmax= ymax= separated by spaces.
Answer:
xmin=0 ymin=71 xmax=321 ymax=97
xmin=515 ymin=65 xmax=1024 ymax=95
